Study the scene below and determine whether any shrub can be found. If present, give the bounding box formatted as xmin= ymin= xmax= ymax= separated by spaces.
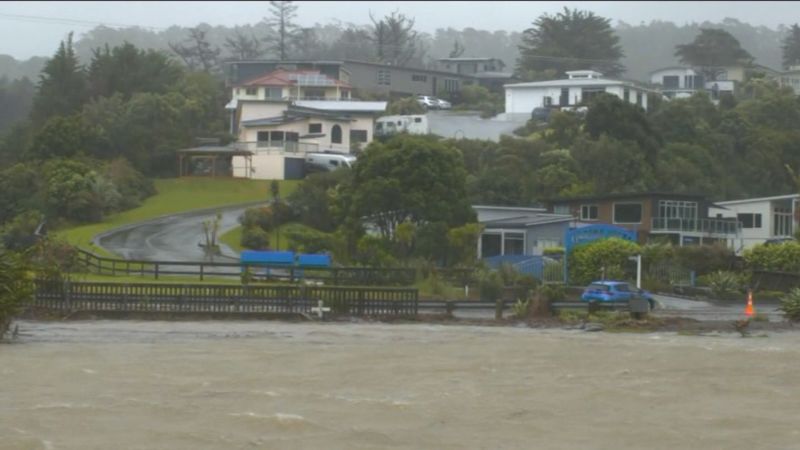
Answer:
xmin=540 ymin=284 xmax=566 ymax=302
xmin=673 ymin=244 xmax=737 ymax=275
xmin=706 ymin=270 xmax=743 ymax=299
xmin=511 ymin=298 xmax=531 ymax=318
xmin=744 ymin=242 xmax=800 ymax=272
xmin=240 ymin=226 xmax=270 ymax=250
xmin=543 ymin=247 xmax=565 ymax=256
xmin=568 ymin=238 xmax=641 ymax=285
xmin=283 ymin=224 xmax=342 ymax=255
xmin=479 ymin=270 xmax=504 ymax=301
xmin=0 ymin=249 xmax=33 ymax=339
xmin=779 ymin=288 xmax=800 ymax=321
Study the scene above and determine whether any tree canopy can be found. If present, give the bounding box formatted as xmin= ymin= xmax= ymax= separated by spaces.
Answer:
xmin=675 ymin=28 xmax=754 ymax=80
xmin=516 ymin=7 xmax=624 ymax=79
xmin=782 ymin=24 xmax=800 ymax=69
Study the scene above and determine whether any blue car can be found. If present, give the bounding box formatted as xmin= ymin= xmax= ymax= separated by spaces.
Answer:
xmin=580 ymin=281 xmax=655 ymax=310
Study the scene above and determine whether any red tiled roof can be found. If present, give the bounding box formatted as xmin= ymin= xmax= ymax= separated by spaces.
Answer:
xmin=237 ymin=69 xmax=351 ymax=88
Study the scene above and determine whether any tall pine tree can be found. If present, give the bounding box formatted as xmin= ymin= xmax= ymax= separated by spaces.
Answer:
xmin=782 ymin=24 xmax=800 ymax=69
xmin=31 ymin=32 xmax=88 ymax=124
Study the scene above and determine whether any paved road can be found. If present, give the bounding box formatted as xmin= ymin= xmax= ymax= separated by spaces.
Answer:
xmin=96 ymin=203 xmax=261 ymax=263
xmin=427 ymin=110 xmax=527 ymax=141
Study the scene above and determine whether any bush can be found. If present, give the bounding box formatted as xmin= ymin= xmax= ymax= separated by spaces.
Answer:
xmin=744 ymin=242 xmax=800 ymax=272
xmin=569 ymin=238 xmax=641 ymax=285
xmin=540 ymin=284 xmax=566 ymax=302
xmin=283 ymin=224 xmax=342 ymax=255
xmin=0 ymin=249 xmax=33 ymax=339
xmin=673 ymin=244 xmax=737 ymax=275
xmin=706 ymin=270 xmax=743 ymax=299
xmin=511 ymin=298 xmax=531 ymax=318
xmin=240 ymin=226 xmax=270 ymax=250
xmin=780 ymin=288 xmax=800 ymax=321
xmin=479 ymin=270 xmax=503 ymax=301
xmin=543 ymin=247 xmax=565 ymax=256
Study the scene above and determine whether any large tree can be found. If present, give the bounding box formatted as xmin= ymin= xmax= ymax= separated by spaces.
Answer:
xmin=516 ymin=8 xmax=624 ymax=79
xmin=224 ymin=30 xmax=265 ymax=60
xmin=168 ymin=27 xmax=221 ymax=73
xmin=264 ymin=0 xmax=299 ymax=60
xmin=31 ymin=32 xmax=88 ymax=124
xmin=339 ymin=135 xmax=475 ymax=239
xmin=368 ymin=10 xmax=420 ymax=66
xmin=675 ymin=28 xmax=754 ymax=81
xmin=88 ymin=42 xmax=183 ymax=99
xmin=782 ymin=24 xmax=800 ymax=69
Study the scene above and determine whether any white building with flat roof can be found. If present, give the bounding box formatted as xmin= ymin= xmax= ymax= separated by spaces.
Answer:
xmin=709 ymin=194 xmax=799 ymax=252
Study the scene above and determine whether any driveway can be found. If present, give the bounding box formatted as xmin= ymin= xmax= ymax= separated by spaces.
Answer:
xmin=427 ymin=110 xmax=527 ymax=141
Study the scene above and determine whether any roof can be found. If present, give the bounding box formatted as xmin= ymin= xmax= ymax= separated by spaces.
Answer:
xmin=480 ymin=212 xmax=573 ymax=228
xmin=238 ymin=69 xmax=350 ymax=88
xmin=240 ymin=107 xmax=354 ymax=128
xmin=504 ymin=77 xmax=658 ymax=93
xmin=473 ymin=71 xmax=515 ymax=79
xmin=240 ymin=115 xmax=303 ymax=127
xmin=714 ymin=193 xmax=799 ymax=206
xmin=227 ymin=59 xmax=474 ymax=79
xmin=293 ymin=100 xmax=387 ymax=112
xmin=546 ymin=192 xmax=707 ymax=204
xmin=473 ymin=205 xmax=546 ymax=213
xmin=436 ymin=57 xmax=502 ymax=62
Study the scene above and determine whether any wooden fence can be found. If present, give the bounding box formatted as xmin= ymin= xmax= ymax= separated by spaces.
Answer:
xmin=33 ymin=280 xmax=418 ymax=317
xmin=77 ymin=249 xmax=417 ymax=286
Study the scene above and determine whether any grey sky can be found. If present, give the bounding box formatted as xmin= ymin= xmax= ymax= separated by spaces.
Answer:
xmin=1 ymin=1 xmax=798 ymax=59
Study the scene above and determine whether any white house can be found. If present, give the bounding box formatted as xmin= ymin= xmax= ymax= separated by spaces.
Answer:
xmin=779 ymin=65 xmax=800 ymax=95
xmin=709 ymin=194 xmax=799 ymax=252
xmin=649 ymin=66 xmax=735 ymax=101
xmin=503 ymin=70 xmax=656 ymax=118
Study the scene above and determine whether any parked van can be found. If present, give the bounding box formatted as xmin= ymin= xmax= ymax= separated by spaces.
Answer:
xmin=305 ymin=152 xmax=357 ymax=172
xmin=375 ymin=115 xmax=430 ymax=137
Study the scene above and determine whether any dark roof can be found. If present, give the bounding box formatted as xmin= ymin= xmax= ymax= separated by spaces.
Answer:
xmin=545 ymin=192 xmax=707 ymax=204
xmin=226 ymin=59 xmax=474 ymax=79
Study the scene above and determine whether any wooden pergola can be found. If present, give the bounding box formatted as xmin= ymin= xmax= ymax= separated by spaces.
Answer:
xmin=176 ymin=146 xmax=253 ymax=178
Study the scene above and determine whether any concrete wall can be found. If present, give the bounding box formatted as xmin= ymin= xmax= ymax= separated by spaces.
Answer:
xmin=232 ymin=153 xmax=284 ymax=179
xmin=238 ymin=102 xmax=290 ymax=123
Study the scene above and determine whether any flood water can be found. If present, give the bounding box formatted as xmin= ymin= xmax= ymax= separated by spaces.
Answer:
xmin=3 ymin=320 xmax=800 ymax=449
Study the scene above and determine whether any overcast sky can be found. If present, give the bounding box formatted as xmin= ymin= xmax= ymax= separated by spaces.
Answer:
xmin=1 ymin=1 xmax=798 ymax=59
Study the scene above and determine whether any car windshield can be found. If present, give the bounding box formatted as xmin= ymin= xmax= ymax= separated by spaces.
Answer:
xmin=615 ymin=284 xmax=631 ymax=292
xmin=588 ymin=284 xmax=610 ymax=291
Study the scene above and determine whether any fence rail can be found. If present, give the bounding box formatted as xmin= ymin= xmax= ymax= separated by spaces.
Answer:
xmin=33 ymin=280 xmax=418 ymax=317
xmin=76 ymin=249 xmax=417 ymax=286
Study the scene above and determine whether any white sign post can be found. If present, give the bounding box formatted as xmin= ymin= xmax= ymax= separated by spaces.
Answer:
xmin=310 ymin=300 xmax=331 ymax=319
xmin=628 ymin=255 xmax=642 ymax=289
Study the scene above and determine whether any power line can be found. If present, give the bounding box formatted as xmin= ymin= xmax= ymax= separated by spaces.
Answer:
xmin=0 ymin=12 xmax=166 ymax=31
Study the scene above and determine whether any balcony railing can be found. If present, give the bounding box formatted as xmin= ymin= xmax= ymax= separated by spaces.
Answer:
xmin=651 ymin=217 xmax=741 ymax=235
xmin=231 ymin=141 xmax=320 ymax=154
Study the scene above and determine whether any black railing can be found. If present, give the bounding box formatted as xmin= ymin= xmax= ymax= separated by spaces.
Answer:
xmin=33 ymin=280 xmax=418 ymax=317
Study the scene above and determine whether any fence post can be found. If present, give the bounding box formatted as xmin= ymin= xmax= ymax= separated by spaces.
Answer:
xmin=446 ymin=300 xmax=455 ymax=316
xmin=200 ymin=264 xmax=204 ymax=281
xmin=155 ymin=263 xmax=159 ymax=280
xmin=495 ymin=299 xmax=504 ymax=320
xmin=63 ymin=279 xmax=72 ymax=312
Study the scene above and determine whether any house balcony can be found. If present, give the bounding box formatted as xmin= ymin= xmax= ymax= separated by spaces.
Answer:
xmin=651 ymin=217 xmax=741 ymax=236
xmin=231 ymin=141 xmax=320 ymax=154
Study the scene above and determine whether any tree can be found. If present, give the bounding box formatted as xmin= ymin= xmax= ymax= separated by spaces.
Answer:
xmin=571 ymin=135 xmax=653 ymax=195
xmin=516 ymin=8 xmax=624 ymax=78
xmin=340 ymin=135 xmax=475 ymax=239
xmin=31 ymin=32 xmax=88 ymax=124
xmin=28 ymin=114 xmax=103 ymax=160
xmin=224 ymin=30 xmax=265 ymax=60
xmin=264 ymin=0 xmax=299 ymax=60
xmin=584 ymin=93 xmax=661 ymax=166
xmin=369 ymin=10 xmax=419 ymax=66
xmin=449 ymin=40 xmax=465 ymax=58
xmin=0 ymin=77 xmax=35 ymax=133
xmin=783 ymin=24 xmax=800 ymax=69
xmin=675 ymin=29 xmax=754 ymax=81
xmin=0 ymin=249 xmax=33 ymax=339
xmin=168 ymin=27 xmax=222 ymax=73
xmin=88 ymin=42 xmax=183 ymax=99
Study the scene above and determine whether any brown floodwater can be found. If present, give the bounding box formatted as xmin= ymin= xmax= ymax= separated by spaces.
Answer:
xmin=2 ymin=320 xmax=800 ymax=449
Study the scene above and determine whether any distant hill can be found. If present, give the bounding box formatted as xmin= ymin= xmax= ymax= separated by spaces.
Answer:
xmin=0 ymin=18 xmax=792 ymax=84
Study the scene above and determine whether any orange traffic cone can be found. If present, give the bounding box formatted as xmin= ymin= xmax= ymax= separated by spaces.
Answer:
xmin=744 ymin=290 xmax=755 ymax=317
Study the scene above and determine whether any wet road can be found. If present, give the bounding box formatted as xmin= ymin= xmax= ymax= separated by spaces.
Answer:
xmin=96 ymin=203 xmax=262 ymax=263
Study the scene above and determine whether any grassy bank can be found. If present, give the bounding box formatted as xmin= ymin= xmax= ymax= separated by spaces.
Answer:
xmin=219 ymin=222 xmax=310 ymax=254
xmin=58 ymin=178 xmax=299 ymax=257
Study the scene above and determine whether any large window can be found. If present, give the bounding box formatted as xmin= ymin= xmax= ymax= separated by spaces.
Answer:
xmin=658 ymin=200 xmax=698 ymax=219
xmin=245 ymin=87 xmax=258 ymax=96
xmin=738 ymin=213 xmax=762 ymax=229
xmin=377 ymin=70 xmax=391 ymax=86
xmin=581 ymin=205 xmax=598 ymax=221
xmin=581 ymin=87 xmax=605 ymax=104
xmin=350 ymin=129 xmax=368 ymax=143
xmin=444 ymin=78 xmax=459 ymax=92
xmin=503 ymin=232 xmax=525 ymax=255
xmin=308 ymin=123 xmax=322 ymax=134
xmin=774 ymin=207 xmax=793 ymax=236
xmin=412 ymin=74 xmax=427 ymax=82
xmin=613 ymin=203 xmax=642 ymax=224
xmin=303 ymin=88 xmax=325 ymax=99
xmin=554 ymin=205 xmax=570 ymax=215
xmin=662 ymin=75 xmax=679 ymax=88
xmin=481 ymin=233 xmax=502 ymax=258
xmin=331 ymin=125 xmax=342 ymax=144
xmin=266 ymin=87 xmax=282 ymax=99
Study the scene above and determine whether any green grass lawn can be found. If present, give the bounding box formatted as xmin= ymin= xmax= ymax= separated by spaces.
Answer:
xmin=57 ymin=178 xmax=299 ymax=257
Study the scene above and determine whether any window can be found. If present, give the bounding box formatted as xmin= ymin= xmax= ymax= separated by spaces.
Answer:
xmin=658 ymin=200 xmax=698 ymax=219
xmin=581 ymin=87 xmax=605 ymax=104
xmin=303 ymin=88 xmax=325 ymax=99
xmin=559 ymin=88 xmax=569 ymax=106
xmin=662 ymin=76 xmax=679 ymax=88
xmin=341 ymin=90 xmax=350 ymax=99
xmin=543 ymin=96 xmax=553 ymax=106
xmin=481 ymin=233 xmax=502 ymax=258
xmin=256 ymin=131 xmax=270 ymax=147
xmin=266 ymin=87 xmax=282 ymax=99
xmin=581 ymin=205 xmax=598 ymax=221
xmin=350 ymin=129 xmax=368 ymax=143
xmin=378 ymin=69 xmax=391 ymax=86
xmin=412 ymin=74 xmax=427 ymax=82
xmin=245 ymin=87 xmax=258 ymax=96
xmin=774 ymin=207 xmax=793 ymax=236
xmin=613 ymin=203 xmax=642 ymax=224
xmin=554 ymin=205 xmax=570 ymax=215
xmin=615 ymin=283 xmax=631 ymax=292
xmin=623 ymin=88 xmax=630 ymax=102
xmin=636 ymin=92 xmax=643 ymax=106
xmin=331 ymin=125 xmax=342 ymax=144
xmin=413 ymin=117 xmax=422 ymax=123
xmin=270 ymin=131 xmax=284 ymax=143
xmin=309 ymin=123 xmax=322 ymax=134
xmin=503 ymin=232 xmax=525 ymax=255
xmin=444 ymin=78 xmax=459 ymax=92
xmin=737 ymin=213 xmax=762 ymax=229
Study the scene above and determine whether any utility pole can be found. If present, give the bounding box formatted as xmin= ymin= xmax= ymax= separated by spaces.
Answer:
xmin=629 ymin=254 xmax=642 ymax=289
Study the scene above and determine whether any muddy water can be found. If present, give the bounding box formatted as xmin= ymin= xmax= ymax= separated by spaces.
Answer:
xmin=3 ymin=321 xmax=800 ymax=450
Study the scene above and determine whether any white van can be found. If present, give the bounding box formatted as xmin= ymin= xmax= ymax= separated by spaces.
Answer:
xmin=305 ymin=152 xmax=357 ymax=171
xmin=375 ymin=115 xmax=430 ymax=137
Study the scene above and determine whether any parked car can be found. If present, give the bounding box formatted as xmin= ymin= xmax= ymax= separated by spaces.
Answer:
xmin=580 ymin=281 xmax=655 ymax=310
xmin=417 ymin=95 xmax=439 ymax=109
xmin=764 ymin=237 xmax=795 ymax=246
xmin=531 ymin=107 xmax=552 ymax=122
xmin=435 ymin=98 xmax=452 ymax=110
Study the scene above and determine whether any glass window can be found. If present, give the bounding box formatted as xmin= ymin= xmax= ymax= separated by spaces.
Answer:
xmin=738 ymin=213 xmax=762 ymax=229
xmin=378 ymin=70 xmax=391 ymax=86
xmin=412 ymin=74 xmax=427 ymax=82
xmin=350 ymin=130 xmax=368 ymax=143
xmin=662 ymin=75 xmax=679 ymax=88
xmin=554 ymin=205 xmax=570 ymax=215
xmin=245 ymin=87 xmax=258 ymax=95
xmin=588 ymin=284 xmax=610 ymax=292
xmin=331 ymin=125 xmax=342 ymax=144
xmin=503 ymin=232 xmax=525 ymax=255
xmin=614 ymin=203 xmax=642 ymax=224
xmin=581 ymin=205 xmax=598 ymax=221
xmin=481 ymin=233 xmax=502 ymax=258
xmin=309 ymin=123 xmax=322 ymax=134
xmin=266 ymin=87 xmax=282 ymax=99
xmin=270 ymin=131 xmax=284 ymax=142
xmin=615 ymin=283 xmax=631 ymax=292
xmin=658 ymin=200 xmax=698 ymax=219
xmin=774 ymin=207 xmax=793 ymax=236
